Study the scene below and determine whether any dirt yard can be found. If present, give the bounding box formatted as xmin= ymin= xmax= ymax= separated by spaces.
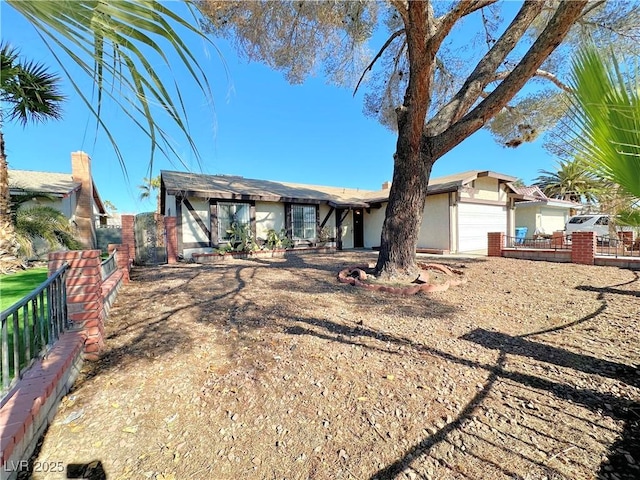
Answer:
xmin=24 ymin=252 xmax=640 ymax=480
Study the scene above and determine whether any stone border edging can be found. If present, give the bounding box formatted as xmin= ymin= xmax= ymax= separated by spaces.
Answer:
xmin=337 ymin=263 xmax=466 ymax=295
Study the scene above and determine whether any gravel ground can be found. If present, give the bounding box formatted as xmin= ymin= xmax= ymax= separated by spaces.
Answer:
xmin=23 ymin=252 xmax=640 ymax=480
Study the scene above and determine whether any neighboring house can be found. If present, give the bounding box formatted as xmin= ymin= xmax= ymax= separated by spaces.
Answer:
xmin=8 ymin=151 xmax=107 ymax=249
xmin=511 ymin=185 xmax=580 ymax=236
xmin=161 ymin=169 xmax=526 ymax=258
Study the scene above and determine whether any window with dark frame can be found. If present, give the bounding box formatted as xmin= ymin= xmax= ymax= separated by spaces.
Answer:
xmin=218 ymin=202 xmax=251 ymax=242
xmin=292 ymin=205 xmax=316 ymax=240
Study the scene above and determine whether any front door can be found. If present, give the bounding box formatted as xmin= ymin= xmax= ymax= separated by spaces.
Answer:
xmin=353 ymin=209 xmax=364 ymax=248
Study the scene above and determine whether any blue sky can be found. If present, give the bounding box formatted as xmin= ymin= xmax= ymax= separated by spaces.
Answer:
xmin=2 ymin=3 xmax=559 ymax=214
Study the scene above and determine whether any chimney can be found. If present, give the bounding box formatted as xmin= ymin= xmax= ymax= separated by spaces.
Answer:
xmin=71 ymin=151 xmax=97 ymax=249
xmin=381 ymin=181 xmax=392 ymax=190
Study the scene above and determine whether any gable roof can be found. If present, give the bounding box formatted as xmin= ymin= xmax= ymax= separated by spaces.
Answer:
xmin=510 ymin=184 xmax=581 ymax=209
xmin=510 ymin=184 xmax=547 ymax=199
xmin=8 ymin=169 xmax=107 ymax=214
xmin=161 ymin=169 xmax=519 ymax=208
xmin=161 ymin=170 xmax=376 ymax=208
xmin=9 ymin=170 xmax=81 ymax=196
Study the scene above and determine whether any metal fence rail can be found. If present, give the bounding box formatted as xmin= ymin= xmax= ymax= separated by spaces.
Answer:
xmin=101 ymin=250 xmax=117 ymax=281
xmin=596 ymin=236 xmax=640 ymax=258
xmin=505 ymin=235 xmax=572 ymax=250
xmin=1 ymin=263 xmax=69 ymax=399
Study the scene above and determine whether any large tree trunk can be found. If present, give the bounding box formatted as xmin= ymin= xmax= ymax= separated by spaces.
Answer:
xmin=375 ymin=0 xmax=588 ymax=278
xmin=0 ymin=131 xmax=23 ymax=273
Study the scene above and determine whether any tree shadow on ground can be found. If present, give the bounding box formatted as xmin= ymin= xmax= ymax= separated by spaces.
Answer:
xmin=281 ymin=286 xmax=639 ymax=480
xmin=463 ymin=328 xmax=639 ymax=480
xmin=78 ymin=263 xmax=255 ymax=384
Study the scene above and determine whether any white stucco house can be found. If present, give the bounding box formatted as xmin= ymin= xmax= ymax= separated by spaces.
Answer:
xmin=511 ymin=185 xmax=580 ymax=237
xmin=160 ymin=169 xmax=536 ymax=259
xmin=8 ymin=151 xmax=107 ymax=249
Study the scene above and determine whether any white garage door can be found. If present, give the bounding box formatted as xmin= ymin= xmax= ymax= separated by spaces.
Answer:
xmin=458 ymin=203 xmax=507 ymax=253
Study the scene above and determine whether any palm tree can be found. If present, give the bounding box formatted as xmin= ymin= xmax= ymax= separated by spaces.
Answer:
xmin=568 ymin=44 xmax=640 ymax=198
xmin=138 ymin=176 xmax=161 ymax=201
xmin=139 ymin=176 xmax=162 ymax=214
xmin=1 ymin=43 xmax=65 ymax=271
xmin=534 ymin=158 xmax=600 ymax=204
xmin=15 ymin=206 xmax=83 ymax=259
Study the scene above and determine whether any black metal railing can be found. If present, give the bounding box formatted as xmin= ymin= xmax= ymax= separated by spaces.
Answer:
xmin=100 ymin=250 xmax=117 ymax=281
xmin=1 ymin=263 xmax=69 ymax=399
xmin=505 ymin=235 xmax=572 ymax=250
xmin=595 ymin=236 xmax=640 ymax=258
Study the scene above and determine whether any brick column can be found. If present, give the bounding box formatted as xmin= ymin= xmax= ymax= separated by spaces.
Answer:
xmin=48 ymin=250 xmax=104 ymax=360
xmin=71 ymin=151 xmax=97 ymax=249
xmin=165 ymin=216 xmax=178 ymax=264
xmin=121 ymin=214 xmax=135 ymax=263
xmin=155 ymin=213 xmax=165 ymax=247
xmin=108 ymin=244 xmax=131 ymax=284
xmin=487 ymin=232 xmax=505 ymax=257
xmin=571 ymin=231 xmax=596 ymax=265
xmin=552 ymin=231 xmax=565 ymax=248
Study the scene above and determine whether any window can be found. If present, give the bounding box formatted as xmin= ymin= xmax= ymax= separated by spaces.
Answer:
xmin=568 ymin=216 xmax=593 ymax=224
xmin=292 ymin=205 xmax=316 ymax=240
xmin=594 ymin=216 xmax=609 ymax=225
xmin=218 ymin=203 xmax=251 ymax=242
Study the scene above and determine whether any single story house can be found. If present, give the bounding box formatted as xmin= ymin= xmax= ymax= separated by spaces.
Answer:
xmin=511 ymin=185 xmax=580 ymax=236
xmin=161 ymin=169 xmax=537 ymax=258
xmin=8 ymin=151 xmax=107 ymax=249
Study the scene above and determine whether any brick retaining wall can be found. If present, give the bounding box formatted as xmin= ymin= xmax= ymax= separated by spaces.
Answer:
xmin=1 ymin=245 xmax=131 ymax=478
xmin=489 ymin=231 xmax=640 ymax=269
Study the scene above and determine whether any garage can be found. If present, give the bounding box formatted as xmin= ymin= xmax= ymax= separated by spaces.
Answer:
xmin=458 ymin=203 xmax=507 ymax=253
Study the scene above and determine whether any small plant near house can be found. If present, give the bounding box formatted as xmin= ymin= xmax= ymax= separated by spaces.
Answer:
xmin=265 ymin=228 xmax=293 ymax=250
xmin=317 ymin=226 xmax=331 ymax=246
xmin=215 ymin=222 xmax=260 ymax=253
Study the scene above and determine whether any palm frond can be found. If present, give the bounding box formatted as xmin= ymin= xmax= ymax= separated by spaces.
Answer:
xmin=7 ymin=0 xmax=219 ymax=174
xmin=569 ymin=43 xmax=640 ymax=198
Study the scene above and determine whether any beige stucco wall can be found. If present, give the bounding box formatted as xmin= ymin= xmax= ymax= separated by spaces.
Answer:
xmin=515 ymin=206 xmax=537 ymax=236
xmin=362 ymin=194 xmax=451 ymax=251
xmin=459 ymin=177 xmax=506 ymax=202
xmin=364 ymin=207 xmax=386 ymax=249
xmin=515 ymin=205 xmax=570 ymax=236
xmin=341 ymin=210 xmax=354 ymax=249
xmin=182 ymin=197 xmax=209 ymax=244
xmin=418 ymin=193 xmax=451 ymax=250
xmin=539 ymin=207 xmax=569 ymax=234
xmin=318 ymin=204 xmax=337 ymax=241
xmin=255 ymin=201 xmax=285 ymax=240
xmin=19 ymin=195 xmax=75 ymax=219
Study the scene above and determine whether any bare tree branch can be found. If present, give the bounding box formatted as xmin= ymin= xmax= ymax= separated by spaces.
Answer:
xmin=353 ymin=29 xmax=405 ymax=96
xmin=430 ymin=0 xmax=589 ymax=157
xmin=460 ymin=0 xmax=500 ymax=18
xmin=427 ymin=1 xmax=545 ymax=135
xmin=492 ymin=68 xmax=572 ymax=93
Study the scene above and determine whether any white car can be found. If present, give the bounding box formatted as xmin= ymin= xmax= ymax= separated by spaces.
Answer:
xmin=565 ymin=214 xmax=622 ymax=238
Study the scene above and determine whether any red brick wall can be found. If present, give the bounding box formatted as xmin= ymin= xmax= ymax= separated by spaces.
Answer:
xmin=121 ymin=214 xmax=135 ymax=262
xmin=551 ymin=231 xmax=565 ymax=248
xmin=487 ymin=232 xmax=504 ymax=257
xmin=108 ymin=244 xmax=131 ymax=284
xmin=165 ymin=216 xmax=178 ymax=264
xmin=48 ymin=250 xmax=104 ymax=360
xmin=570 ymin=231 xmax=596 ymax=265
